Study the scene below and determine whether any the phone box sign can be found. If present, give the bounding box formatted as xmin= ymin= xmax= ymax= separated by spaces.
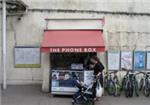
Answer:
xmin=50 ymin=48 xmax=97 ymax=53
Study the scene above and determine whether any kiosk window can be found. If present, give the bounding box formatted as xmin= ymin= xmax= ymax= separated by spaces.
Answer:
xmin=50 ymin=53 xmax=96 ymax=70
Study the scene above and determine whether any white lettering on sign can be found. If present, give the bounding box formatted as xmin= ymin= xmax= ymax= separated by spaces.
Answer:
xmin=61 ymin=48 xmax=66 ymax=52
xmin=50 ymin=48 xmax=60 ymax=52
xmin=50 ymin=48 xmax=97 ymax=53
xmin=75 ymin=48 xmax=82 ymax=52
xmin=62 ymin=48 xmax=82 ymax=52
xmin=84 ymin=48 xmax=96 ymax=52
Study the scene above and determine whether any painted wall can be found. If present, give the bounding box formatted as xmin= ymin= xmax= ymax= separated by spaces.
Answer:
xmin=0 ymin=0 xmax=150 ymax=91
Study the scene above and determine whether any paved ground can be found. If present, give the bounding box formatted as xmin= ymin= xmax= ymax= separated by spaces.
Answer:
xmin=1 ymin=85 xmax=150 ymax=105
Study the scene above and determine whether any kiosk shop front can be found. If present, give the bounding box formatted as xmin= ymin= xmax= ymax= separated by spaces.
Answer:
xmin=41 ymin=19 xmax=105 ymax=94
xmin=41 ymin=30 xmax=105 ymax=95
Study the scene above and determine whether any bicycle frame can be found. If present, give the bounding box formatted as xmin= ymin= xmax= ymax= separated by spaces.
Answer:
xmin=106 ymin=71 xmax=121 ymax=96
xmin=122 ymin=70 xmax=139 ymax=97
xmin=139 ymin=72 xmax=150 ymax=97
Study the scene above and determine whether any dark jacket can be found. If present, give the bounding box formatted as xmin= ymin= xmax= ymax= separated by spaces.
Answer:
xmin=93 ymin=62 xmax=105 ymax=75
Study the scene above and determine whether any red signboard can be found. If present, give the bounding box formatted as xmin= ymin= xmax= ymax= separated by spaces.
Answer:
xmin=50 ymin=48 xmax=96 ymax=53
xmin=41 ymin=30 xmax=105 ymax=53
xmin=41 ymin=47 xmax=104 ymax=53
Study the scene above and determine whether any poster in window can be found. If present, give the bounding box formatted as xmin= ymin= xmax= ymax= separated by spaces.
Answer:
xmin=121 ymin=51 xmax=133 ymax=70
xmin=51 ymin=70 xmax=84 ymax=88
xmin=84 ymin=70 xmax=94 ymax=86
xmin=146 ymin=52 xmax=150 ymax=70
xmin=14 ymin=47 xmax=41 ymax=68
xmin=107 ymin=51 xmax=120 ymax=70
xmin=134 ymin=51 xmax=146 ymax=70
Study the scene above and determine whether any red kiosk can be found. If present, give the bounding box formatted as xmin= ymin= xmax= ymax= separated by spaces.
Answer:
xmin=41 ymin=19 xmax=105 ymax=95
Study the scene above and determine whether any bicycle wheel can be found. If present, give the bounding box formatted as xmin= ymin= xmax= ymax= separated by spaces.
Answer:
xmin=139 ymin=78 xmax=144 ymax=91
xmin=103 ymin=76 xmax=108 ymax=90
xmin=113 ymin=82 xmax=121 ymax=97
xmin=107 ymin=81 xmax=115 ymax=96
xmin=143 ymin=80 xmax=150 ymax=97
xmin=143 ymin=86 xmax=150 ymax=97
xmin=134 ymin=81 xmax=139 ymax=97
xmin=122 ymin=78 xmax=129 ymax=97
xmin=124 ymin=83 xmax=130 ymax=97
xmin=117 ymin=84 xmax=122 ymax=96
xmin=129 ymin=82 xmax=134 ymax=97
xmin=125 ymin=82 xmax=133 ymax=97
xmin=122 ymin=77 xmax=126 ymax=91
xmin=129 ymin=89 xmax=133 ymax=97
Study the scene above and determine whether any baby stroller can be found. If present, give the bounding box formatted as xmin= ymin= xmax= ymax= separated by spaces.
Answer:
xmin=72 ymin=81 xmax=95 ymax=105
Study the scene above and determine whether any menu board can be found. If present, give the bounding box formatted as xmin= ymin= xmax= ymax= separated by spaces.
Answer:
xmin=146 ymin=52 xmax=150 ymax=70
xmin=14 ymin=47 xmax=41 ymax=68
xmin=134 ymin=51 xmax=146 ymax=70
xmin=121 ymin=52 xmax=133 ymax=70
xmin=108 ymin=51 xmax=120 ymax=70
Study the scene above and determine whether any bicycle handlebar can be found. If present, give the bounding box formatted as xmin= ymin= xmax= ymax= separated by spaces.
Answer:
xmin=121 ymin=69 xmax=141 ymax=76
xmin=121 ymin=68 xmax=133 ymax=71
xmin=138 ymin=71 xmax=150 ymax=75
xmin=121 ymin=68 xmax=150 ymax=74
xmin=108 ymin=71 xmax=118 ymax=74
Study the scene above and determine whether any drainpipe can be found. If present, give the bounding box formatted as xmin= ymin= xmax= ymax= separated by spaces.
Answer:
xmin=2 ymin=0 xmax=7 ymax=89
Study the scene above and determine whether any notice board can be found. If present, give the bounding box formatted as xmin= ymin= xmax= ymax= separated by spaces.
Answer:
xmin=14 ymin=47 xmax=41 ymax=68
xmin=121 ymin=51 xmax=133 ymax=70
xmin=134 ymin=51 xmax=146 ymax=70
xmin=146 ymin=51 xmax=150 ymax=70
xmin=107 ymin=51 xmax=120 ymax=70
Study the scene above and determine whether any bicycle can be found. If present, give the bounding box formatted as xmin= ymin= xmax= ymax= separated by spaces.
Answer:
xmin=139 ymin=71 xmax=150 ymax=97
xmin=106 ymin=71 xmax=122 ymax=97
xmin=122 ymin=69 xmax=139 ymax=97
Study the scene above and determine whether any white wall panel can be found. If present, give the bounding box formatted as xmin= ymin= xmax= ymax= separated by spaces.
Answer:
xmin=47 ymin=19 xmax=103 ymax=30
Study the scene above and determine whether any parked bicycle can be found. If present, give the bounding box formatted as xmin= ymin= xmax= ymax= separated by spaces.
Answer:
xmin=103 ymin=71 xmax=108 ymax=91
xmin=122 ymin=69 xmax=139 ymax=97
xmin=105 ymin=71 xmax=122 ymax=97
xmin=139 ymin=71 xmax=150 ymax=97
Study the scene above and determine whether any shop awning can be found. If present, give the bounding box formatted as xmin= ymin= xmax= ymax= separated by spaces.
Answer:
xmin=41 ymin=30 xmax=105 ymax=53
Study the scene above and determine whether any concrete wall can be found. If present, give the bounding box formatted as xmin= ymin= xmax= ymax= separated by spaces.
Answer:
xmin=0 ymin=0 xmax=150 ymax=91
xmin=0 ymin=10 xmax=2 ymax=84
xmin=23 ymin=0 xmax=150 ymax=14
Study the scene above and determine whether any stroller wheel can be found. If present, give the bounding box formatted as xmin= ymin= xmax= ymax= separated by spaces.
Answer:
xmin=72 ymin=102 xmax=74 ymax=105
xmin=72 ymin=100 xmax=75 ymax=105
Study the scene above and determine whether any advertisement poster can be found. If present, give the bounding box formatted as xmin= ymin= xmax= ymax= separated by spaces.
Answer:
xmin=134 ymin=51 xmax=146 ymax=70
xmin=84 ymin=70 xmax=94 ymax=86
xmin=108 ymin=51 xmax=120 ymax=70
xmin=146 ymin=52 xmax=150 ymax=70
xmin=51 ymin=70 xmax=94 ymax=93
xmin=51 ymin=70 xmax=84 ymax=88
xmin=121 ymin=52 xmax=133 ymax=70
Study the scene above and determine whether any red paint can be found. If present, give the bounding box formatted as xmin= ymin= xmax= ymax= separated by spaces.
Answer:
xmin=41 ymin=30 xmax=105 ymax=53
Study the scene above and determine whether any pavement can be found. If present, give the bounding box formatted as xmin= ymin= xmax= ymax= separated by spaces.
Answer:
xmin=1 ymin=85 xmax=150 ymax=105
